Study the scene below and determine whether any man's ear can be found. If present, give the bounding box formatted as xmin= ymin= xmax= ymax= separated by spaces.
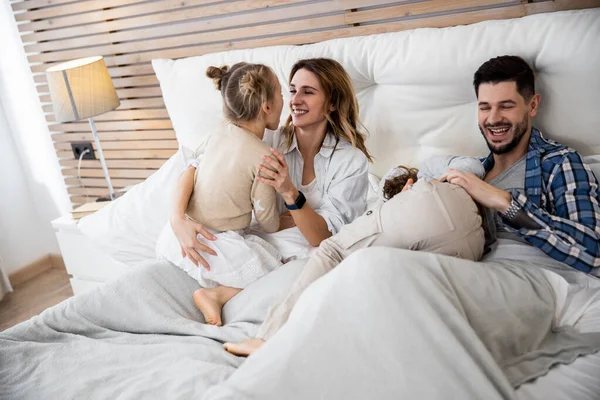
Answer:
xmin=529 ymin=93 xmax=541 ymax=117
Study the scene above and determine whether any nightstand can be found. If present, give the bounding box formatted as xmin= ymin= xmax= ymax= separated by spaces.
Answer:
xmin=51 ymin=213 xmax=128 ymax=295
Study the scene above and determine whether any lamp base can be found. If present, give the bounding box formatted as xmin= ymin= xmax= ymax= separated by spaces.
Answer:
xmin=95 ymin=190 xmax=126 ymax=202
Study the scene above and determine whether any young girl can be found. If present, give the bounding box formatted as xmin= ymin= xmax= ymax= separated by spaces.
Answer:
xmin=224 ymin=155 xmax=487 ymax=356
xmin=159 ymin=62 xmax=284 ymax=326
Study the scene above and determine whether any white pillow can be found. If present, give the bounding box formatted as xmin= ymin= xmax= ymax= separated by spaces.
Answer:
xmin=583 ymin=155 xmax=600 ymax=182
xmin=152 ymin=48 xmax=293 ymax=151
xmin=152 ymin=58 xmax=224 ymax=150
xmin=78 ymin=147 xmax=193 ymax=265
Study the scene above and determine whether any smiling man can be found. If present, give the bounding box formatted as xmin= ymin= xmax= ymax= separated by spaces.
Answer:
xmin=443 ymin=55 xmax=600 ymax=274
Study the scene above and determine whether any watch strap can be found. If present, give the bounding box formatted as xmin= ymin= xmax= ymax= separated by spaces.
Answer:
xmin=500 ymin=197 xmax=521 ymax=221
xmin=285 ymin=191 xmax=306 ymax=210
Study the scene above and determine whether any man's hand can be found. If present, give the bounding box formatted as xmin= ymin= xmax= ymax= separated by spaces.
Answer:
xmin=439 ymin=169 xmax=512 ymax=212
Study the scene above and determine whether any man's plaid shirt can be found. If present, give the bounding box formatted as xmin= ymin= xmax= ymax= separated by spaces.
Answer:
xmin=482 ymin=127 xmax=600 ymax=276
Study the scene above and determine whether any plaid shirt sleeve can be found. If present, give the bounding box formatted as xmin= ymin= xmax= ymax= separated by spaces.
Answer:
xmin=510 ymin=152 xmax=600 ymax=275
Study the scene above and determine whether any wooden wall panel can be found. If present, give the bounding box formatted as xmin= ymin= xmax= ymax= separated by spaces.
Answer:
xmin=9 ymin=0 xmax=600 ymax=207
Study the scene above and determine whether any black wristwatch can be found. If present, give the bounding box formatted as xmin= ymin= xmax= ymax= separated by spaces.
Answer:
xmin=285 ymin=191 xmax=306 ymax=211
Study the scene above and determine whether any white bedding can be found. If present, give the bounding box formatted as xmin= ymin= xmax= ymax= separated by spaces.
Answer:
xmin=202 ymin=248 xmax=600 ymax=400
xmin=517 ymin=274 xmax=600 ymax=399
xmin=2 ymin=249 xmax=598 ymax=399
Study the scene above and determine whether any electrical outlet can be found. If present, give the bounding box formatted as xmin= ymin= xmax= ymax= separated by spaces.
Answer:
xmin=71 ymin=142 xmax=96 ymax=160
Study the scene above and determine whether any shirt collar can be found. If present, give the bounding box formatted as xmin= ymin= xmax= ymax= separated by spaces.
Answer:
xmin=284 ymin=131 xmax=339 ymax=159
xmin=527 ymin=127 xmax=546 ymax=154
xmin=319 ymin=132 xmax=339 ymax=158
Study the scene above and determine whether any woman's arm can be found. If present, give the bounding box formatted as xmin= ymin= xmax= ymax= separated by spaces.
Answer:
xmin=258 ymin=149 xmax=331 ymax=246
xmin=282 ymin=187 xmax=332 ymax=246
xmin=169 ymin=166 xmax=217 ymax=269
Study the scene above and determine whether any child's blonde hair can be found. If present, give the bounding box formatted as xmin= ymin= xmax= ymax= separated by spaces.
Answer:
xmin=206 ymin=62 xmax=277 ymax=124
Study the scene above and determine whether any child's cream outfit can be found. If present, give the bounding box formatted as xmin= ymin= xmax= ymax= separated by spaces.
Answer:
xmin=156 ymin=123 xmax=282 ymax=289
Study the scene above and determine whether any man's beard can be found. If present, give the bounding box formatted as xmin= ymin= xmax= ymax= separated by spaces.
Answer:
xmin=479 ymin=116 xmax=529 ymax=155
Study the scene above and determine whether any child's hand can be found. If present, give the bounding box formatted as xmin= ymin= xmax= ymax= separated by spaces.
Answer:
xmin=258 ymin=148 xmax=297 ymax=202
xmin=170 ymin=216 xmax=217 ymax=270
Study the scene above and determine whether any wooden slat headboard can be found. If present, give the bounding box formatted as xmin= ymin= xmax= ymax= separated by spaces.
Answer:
xmin=10 ymin=0 xmax=599 ymax=206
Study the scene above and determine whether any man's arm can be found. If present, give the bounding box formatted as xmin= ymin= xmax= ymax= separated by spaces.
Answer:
xmin=509 ymin=152 xmax=600 ymax=273
xmin=443 ymin=153 xmax=600 ymax=274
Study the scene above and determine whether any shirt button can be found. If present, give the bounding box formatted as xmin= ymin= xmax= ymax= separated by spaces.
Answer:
xmin=366 ymin=210 xmax=372 ymax=215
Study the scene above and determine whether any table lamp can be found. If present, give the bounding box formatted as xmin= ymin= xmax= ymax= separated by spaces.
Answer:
xmin=46 ymin=56 xmax=120 ymax=201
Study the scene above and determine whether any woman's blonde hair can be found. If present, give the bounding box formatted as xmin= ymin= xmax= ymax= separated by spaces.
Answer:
xmin=282 ymin=58 xmax=373 ymax=162
xmin=206 ymin=62 xmax=276 ymax=124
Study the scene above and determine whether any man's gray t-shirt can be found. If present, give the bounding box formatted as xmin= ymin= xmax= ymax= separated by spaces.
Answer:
xmin=487 ymin=155 xmax=528 ymax=244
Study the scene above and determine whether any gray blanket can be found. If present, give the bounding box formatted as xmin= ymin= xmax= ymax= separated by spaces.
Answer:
xmin=0 ymin=259 xmax=304 ymax=399
xmin=2 ymin=249 xmax=600 ymax=400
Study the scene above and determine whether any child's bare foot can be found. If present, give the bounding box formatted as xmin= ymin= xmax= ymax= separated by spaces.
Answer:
xmin=223 ymin=338 xmax=265 ymax=356
xmin=193 ymin=288 xmax=223 ymax=326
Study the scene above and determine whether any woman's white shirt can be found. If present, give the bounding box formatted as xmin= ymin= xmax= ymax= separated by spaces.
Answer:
xmin=299 ymin=178 xmax=321 ymax=211
xmin=263 ymin=128 xmax=369 ymax=234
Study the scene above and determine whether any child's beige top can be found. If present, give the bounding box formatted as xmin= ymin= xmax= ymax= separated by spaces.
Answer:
xmin=186 ymin=122 xmax=279 ymax=233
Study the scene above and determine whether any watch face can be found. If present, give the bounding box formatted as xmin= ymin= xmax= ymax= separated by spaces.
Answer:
xmin=296 ymin=191 xmax=307 ymax=209
xmin=285 ymin=191 xmax=306 ymax=210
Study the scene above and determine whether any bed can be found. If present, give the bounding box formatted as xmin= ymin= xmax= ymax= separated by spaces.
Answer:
xmin=2 ymin=8 xmax=600 ymax=399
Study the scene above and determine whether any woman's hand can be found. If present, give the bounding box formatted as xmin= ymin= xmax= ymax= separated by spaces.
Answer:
xmin=258 ymin=148 xmax=299 ymax=205
xmin=170 ymin=216 xmax=217 ymax=270
xmin=278 ymin=211 xmax=296 ymax=231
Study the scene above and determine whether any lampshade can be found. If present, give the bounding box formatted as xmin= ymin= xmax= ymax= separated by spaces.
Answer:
xmin=46 ymin=56 xmax=120 ymax=122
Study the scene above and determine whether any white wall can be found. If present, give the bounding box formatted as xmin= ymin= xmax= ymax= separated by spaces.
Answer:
xmin=0 ymin=1 xmax=72 ymax=274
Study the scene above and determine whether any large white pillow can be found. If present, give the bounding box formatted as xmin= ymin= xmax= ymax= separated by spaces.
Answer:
xmin=78 ymin=147 xmax=193 ymax=265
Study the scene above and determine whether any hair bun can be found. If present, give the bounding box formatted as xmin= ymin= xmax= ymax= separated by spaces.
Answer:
xmin=239 ymin=68 xmax=267 ymax=98
xmin=206 ymin=65 xmax=229 ymax=90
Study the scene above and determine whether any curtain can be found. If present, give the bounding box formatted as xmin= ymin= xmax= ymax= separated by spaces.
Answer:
xmin=0 ymin=253 xmax=13 ymax=302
